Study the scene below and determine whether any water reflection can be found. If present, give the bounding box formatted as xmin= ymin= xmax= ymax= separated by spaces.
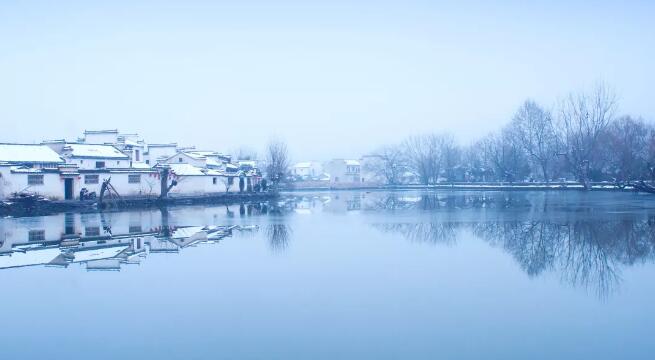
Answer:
xmin=364 ymin=191 xmax=655 ymax=298
xmin=0 ymin=205 xmax=267 ymax=271
xmin=267 ymin=224 xmax=292 ymax=252
xmin=3 ymin=191 xmax=655 ymax=299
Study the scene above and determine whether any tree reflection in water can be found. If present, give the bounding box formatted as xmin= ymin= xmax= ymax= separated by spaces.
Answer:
xmin=267 ymin=224 xmax=292 ymax=252
xmin=369 ymin=192 xmax=655 ymax=299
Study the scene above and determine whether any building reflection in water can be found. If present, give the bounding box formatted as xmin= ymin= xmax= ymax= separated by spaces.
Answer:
xmin=0 ymin=205 xmax=265 ymax=272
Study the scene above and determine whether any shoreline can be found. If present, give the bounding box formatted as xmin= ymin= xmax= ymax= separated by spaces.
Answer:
xmin=280 ymin=182 xmax=639 ymax=193
xmin=0 ymin=192 xmax=278 ymax=218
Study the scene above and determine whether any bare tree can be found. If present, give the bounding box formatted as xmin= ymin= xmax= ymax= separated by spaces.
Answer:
xmin=364 ymin=145 xmax=407 ymax=185
xmin=558 ymin=83 xmax=617 ymax=189
xmin=605 ymin=116 xmax=650 ymax=184
xmin=403 ymin=133 xmax=451 ymax=185
xmin=511 ymin=100 xmax=558 ymax=182
xmin=440 ymin=134 xmax=461 ymax=183
xmin=482 ymin=128 xmax=529 ymax=183
xmin=265 ymin=139 xmax=290 ymax=186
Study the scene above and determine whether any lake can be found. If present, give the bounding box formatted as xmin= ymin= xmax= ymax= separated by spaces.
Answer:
xmin=2 ymin=190 xmax=655 ymax=359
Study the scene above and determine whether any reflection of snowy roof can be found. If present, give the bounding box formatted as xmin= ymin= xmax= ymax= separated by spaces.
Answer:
xmin=0 ymin=144 xmax=64 ymax=164
xmin=64 ymin=144 xmax=129 ymax=159
xmin=0 ymin=247 xmax=62 ymax=269
xmin=71 ymin=245 xmax=129 ymax=262
xmin=171 ymin=226 xmax=205 ymax=239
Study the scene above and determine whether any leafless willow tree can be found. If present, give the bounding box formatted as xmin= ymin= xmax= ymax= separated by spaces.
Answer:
xmin=558 ymin=83 xmax=617 ymax=189
xmin=265 ymin=139 xmax=290 ymax=185
xmin=511 ymin=100 xmax=558 ymax=182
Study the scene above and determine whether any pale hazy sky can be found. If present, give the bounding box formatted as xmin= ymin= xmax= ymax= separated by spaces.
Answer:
xmin=1 ymin=0 xmax=653 ymax=160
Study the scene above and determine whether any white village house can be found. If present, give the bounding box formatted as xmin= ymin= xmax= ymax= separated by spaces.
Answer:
xmin=292 ymin=161 xmax=323 ymax=180
xmin=1 ymin=129 xmax=264 ymax=201
xmin=0 ymin=144 xmax=66 ymax=199
xmin=324 ymin=159 xmax=362 ymax=185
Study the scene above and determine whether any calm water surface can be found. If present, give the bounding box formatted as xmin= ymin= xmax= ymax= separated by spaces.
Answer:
xmin=2 ymin=190 xmax=655 ymax=359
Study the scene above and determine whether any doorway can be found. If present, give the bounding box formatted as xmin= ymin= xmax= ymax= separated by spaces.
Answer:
xmin=64 ymin=178 xmax=74 ymax=200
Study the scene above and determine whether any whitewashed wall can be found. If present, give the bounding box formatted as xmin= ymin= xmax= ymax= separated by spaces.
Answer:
xmin=78 ymin=171 xmax=160 ymax=198
xmin=70 ymin=158 xmax=129 ymax=170
xmin=0 ymin=167 xmax=65 ymax=200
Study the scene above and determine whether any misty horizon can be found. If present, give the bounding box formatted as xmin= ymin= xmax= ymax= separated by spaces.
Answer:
xmin=2 ymin=1 xmax=654 ymax=160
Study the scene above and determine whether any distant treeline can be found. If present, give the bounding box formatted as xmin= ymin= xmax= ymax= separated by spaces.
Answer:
xmin=367 ymin=83 xmax=653 ymax=189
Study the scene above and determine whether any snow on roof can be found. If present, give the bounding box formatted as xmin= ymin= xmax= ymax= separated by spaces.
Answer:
xmin=238 ymin=160 xmax=257 ymax=167
xmin=345 ymin=160 xmax=360 ymax=166
xmin=0 ymin=144 xmax=64 ymax=164
xmin=188 ymin=151 xmax=219 ymax=157
xmin=294 ymin=162 xmax=312 ymax=168
xmin=122 ymin=139 xmax=143 ymax=147
xmin=167 ymin=163 xmax=206 ymax=176
xmin=64 ymin=144 xmax=129 ymax=159
xmin=84 ymin=129 xmax=118 ymax=134
xmin=205 ymin=158 xmax=222 ymax=167
xmin=147 ymin=143 xmax=178 ymax=148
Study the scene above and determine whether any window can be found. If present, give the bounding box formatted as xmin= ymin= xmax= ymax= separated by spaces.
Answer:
xmin=178 ymin=157 xmax=183 ymax=163
xmin=28 ymin=174 xmax=44 ymax=185
xmin=128 ymin=174 xmax=141 ymax=184
xmin=213 ymin=177 xmax=217 ymax=185
xmin=145 ymin=160 xmax=150 ymax=165
xmin=85 ymin=227 xmax=100 ymax=236
xmin=27 ymin=174 xmax=44 ymax=185
xmin=28 ymin=230 xmax=45 ymax=241
xmin=85 ymin=175 xmax=99 ymax=184
xmin=116 ymin=161 xmax=120 ymax=166
xmin=228 ymin=177 xmax=234 ymax=186
xmin=95 ymin=161 xmax=106 ymax=169
xmin=135 ymin=149 xmax=140 ymax=162
xmin=129 ymin=225 xmax=142 ymax=233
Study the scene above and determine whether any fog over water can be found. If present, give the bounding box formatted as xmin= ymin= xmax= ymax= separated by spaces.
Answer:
xmin=1 ymin=1 xmax=654 ymax=159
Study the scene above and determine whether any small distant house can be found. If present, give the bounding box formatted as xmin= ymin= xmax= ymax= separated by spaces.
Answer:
xmin=292 ymin=161 xmax=323 ymax=180
xmin=325 ymin=159 xmax=361 ymax=185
